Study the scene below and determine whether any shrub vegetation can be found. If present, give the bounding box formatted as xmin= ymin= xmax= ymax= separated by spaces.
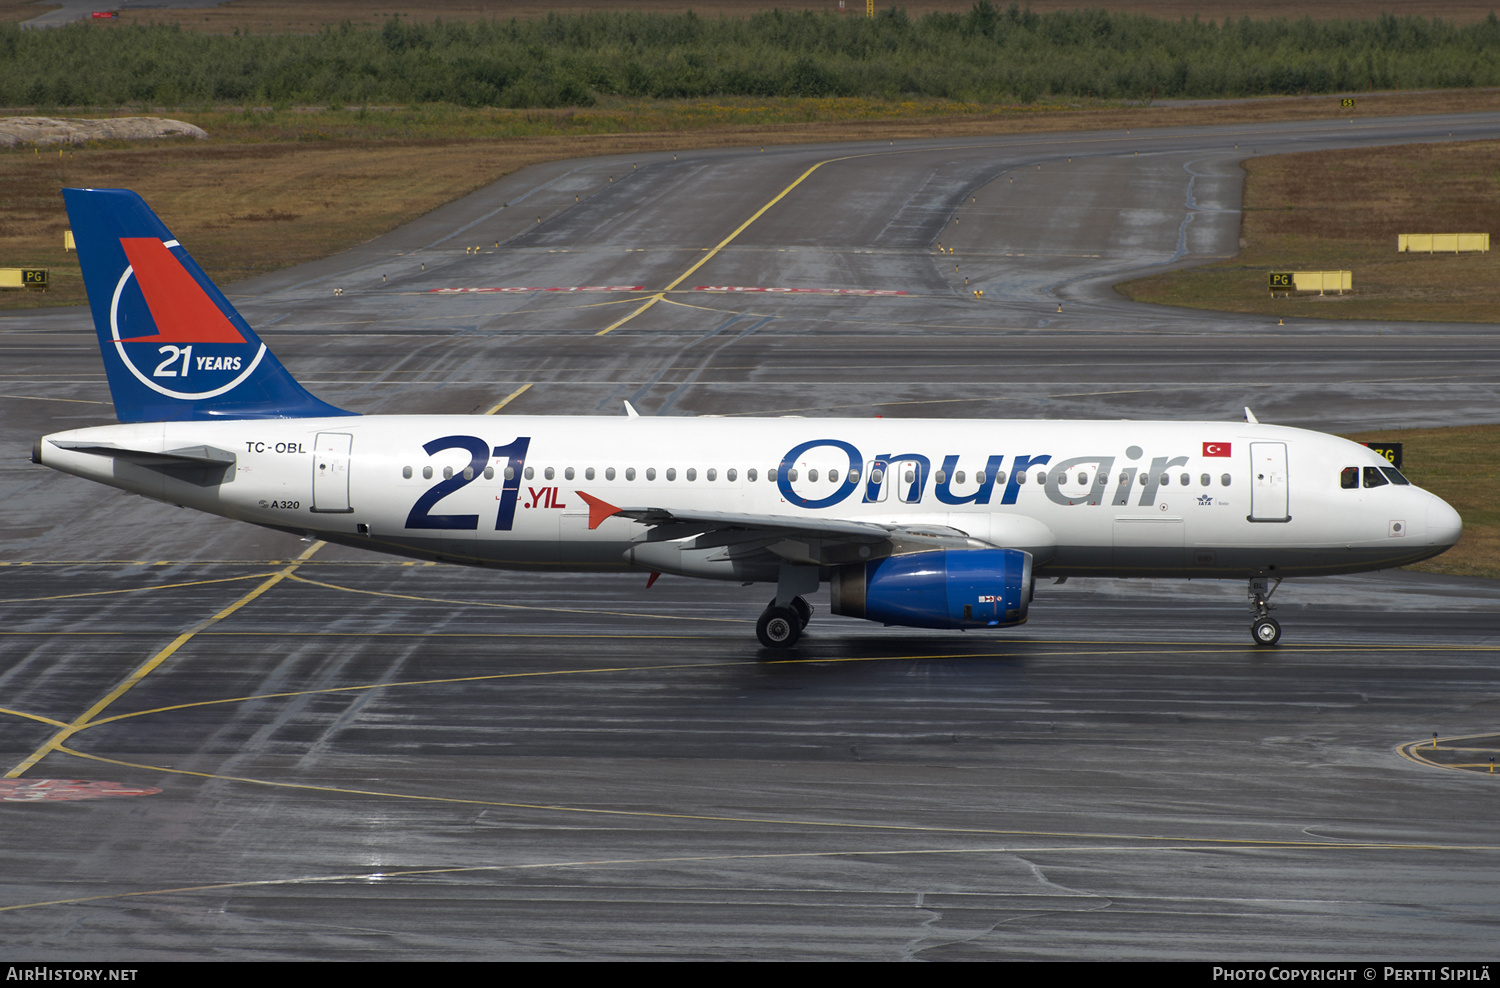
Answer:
xmin=5 ymin=4 xmax=1500 ymax=109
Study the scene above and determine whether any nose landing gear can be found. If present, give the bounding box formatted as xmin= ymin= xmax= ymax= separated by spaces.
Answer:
xmin=1249 ymin=576 xmax=1283 ymax=646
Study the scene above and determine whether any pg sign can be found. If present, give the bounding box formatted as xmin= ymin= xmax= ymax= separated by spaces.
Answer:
xmin=22 ymin=269 xmax=48 ymax=288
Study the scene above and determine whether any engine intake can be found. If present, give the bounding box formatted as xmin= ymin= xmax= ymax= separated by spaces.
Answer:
xmin=830 ymin=548 xmax=1033 ymax=630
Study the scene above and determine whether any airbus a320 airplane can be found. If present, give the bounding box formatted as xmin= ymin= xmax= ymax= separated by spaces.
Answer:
xmin=34 ymin=189 xmax=1463 ymax=649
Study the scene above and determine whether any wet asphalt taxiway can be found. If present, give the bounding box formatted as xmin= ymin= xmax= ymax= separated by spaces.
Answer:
xmin=2 ymin=111 xmax=1499 ymax=959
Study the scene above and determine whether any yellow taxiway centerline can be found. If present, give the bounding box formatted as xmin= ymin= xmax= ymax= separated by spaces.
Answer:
xmin=3 ymin=542 xmax=324 ymax=779
xmin=484 ymin=381 xmax=533 ymax=415
xmin=1396 ymin=732 xmax=1500 ymax=774
xmin=0 ymin=571 xmax=278 ymax=605
xmin=49 ymin=744 xmax=1500 ymax=854
xmin=587 ymin=128 xmax=1286 ymax=338
xmin=595 ymin=153 xmax=861 ymax=336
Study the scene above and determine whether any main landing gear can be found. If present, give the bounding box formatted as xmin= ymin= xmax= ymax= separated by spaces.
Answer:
xmin=1248 ymin=576 xmax=1283 ymax=647
xmin=756 ymin=596 xmax=812 ymax=649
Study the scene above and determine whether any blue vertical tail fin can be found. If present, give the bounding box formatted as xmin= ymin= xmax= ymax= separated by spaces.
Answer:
xmin=63 ymin=188 xmax=352 ymax=422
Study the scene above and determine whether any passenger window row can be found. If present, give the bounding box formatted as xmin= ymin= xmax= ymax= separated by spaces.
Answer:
xmin=990 ymin=471 xmax=1231 ymax=487
xmin=397 ymin=463 xmax=1237 ymax=488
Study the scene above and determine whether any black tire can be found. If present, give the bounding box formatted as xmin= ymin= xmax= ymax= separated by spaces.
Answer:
xmin=1251 ymin=617 xmax=1282 ymax=647
xmin=767 ymin=596 xmax=814 ymax=630
xmin=756 ymin=606 xmax=801 ymax=648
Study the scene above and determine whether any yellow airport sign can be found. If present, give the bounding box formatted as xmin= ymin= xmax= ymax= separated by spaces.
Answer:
xmin=1269 ymin=271 xmax=1350 ymax=295
xmin=1294 ymin=270 xmax=1350 ymax=294
xmin=1398 ymin=233 xmax=1489 ymax=253
xmin=0 ymin=268 xmax=48 ymax=289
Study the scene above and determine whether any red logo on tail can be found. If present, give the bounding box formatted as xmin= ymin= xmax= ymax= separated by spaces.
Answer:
xmin=118 ymin=238 xmax=247 ymax=344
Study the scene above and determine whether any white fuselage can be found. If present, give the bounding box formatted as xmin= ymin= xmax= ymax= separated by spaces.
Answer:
xmin=37 ymin=415 xmax=1462 ymax=582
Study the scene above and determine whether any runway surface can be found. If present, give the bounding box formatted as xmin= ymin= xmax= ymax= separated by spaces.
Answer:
xmin=3 ymin=111 xmax=1499 ymax=959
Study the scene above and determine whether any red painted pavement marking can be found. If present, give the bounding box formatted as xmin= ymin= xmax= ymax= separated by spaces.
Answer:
xmin=0 ymin=779 xmax=162 ymax=801
xmin=694 ymin=286 xmax=908 ymax=295
xmin=433 ymin=286 xmax=908 ymax=296
xmin=429 ymin=286 xmax=645 ymax=294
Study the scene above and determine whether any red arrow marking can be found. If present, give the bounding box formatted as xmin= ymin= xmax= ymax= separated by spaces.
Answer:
xmin=575 ymin=491 xmax=622 ymax=530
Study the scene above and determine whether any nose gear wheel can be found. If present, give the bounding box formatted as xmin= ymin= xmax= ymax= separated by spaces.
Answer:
xmin=1248 ymin=576 xmax=1283 ymax=647
xmin=1251 ymin=616 xmax=1282 ymax=646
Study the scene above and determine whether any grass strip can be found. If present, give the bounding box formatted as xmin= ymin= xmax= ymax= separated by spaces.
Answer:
xmin=1118 ymin=139 xmax=1500 ymax=324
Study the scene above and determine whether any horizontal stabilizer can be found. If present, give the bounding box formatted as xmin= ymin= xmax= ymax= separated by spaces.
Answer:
xmin=48 ymin=440 xmax=237 ymax=468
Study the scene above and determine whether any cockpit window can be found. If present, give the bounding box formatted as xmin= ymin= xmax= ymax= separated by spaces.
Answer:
xmin=1381 ymin=467 xmax=1411 ymax=486
xmin=1363 ymin=466 xmax=1389 ymax=488
xmin=1340 ymin=467 xmax=1358 ymax=489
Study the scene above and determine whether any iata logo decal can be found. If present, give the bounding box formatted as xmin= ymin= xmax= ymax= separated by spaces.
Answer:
xmin=110 ymin=237 xmax=265 ymax=399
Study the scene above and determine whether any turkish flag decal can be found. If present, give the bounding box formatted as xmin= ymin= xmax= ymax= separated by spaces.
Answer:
xmin=1203 ymin=442 xmax=1232 ymax=457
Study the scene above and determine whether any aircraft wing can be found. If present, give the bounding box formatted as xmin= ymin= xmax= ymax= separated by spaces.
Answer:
xmin=612 ymin=506 xmax=894 ymax=540
xmin=576 ymin=491 xmax=989 ymax=567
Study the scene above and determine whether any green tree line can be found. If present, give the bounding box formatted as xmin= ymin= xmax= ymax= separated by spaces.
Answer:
xmin=3 ymin=4 xmax=1499 ymax=109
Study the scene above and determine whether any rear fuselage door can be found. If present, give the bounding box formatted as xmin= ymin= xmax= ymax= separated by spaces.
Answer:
xmin=1248 ymin=441 xmax=1289 ymax=522
xmin=312 ymin=432 xmax=353 ymax=513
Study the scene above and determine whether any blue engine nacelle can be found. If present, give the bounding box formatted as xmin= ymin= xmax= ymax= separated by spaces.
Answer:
xmin=828 ymin=548 xmax=1034 ymax=630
